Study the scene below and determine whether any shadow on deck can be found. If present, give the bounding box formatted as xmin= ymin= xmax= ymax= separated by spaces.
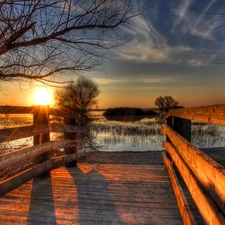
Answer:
xmin=0 ymin=163 xmax=184 ymax=225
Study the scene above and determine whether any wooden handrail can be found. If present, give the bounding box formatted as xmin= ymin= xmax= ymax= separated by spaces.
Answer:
xmin=0 ymin=106 xmax=84 ymax=121
xmin=0 ymin=106 xmax=34 ymax=114
xmin=162 ymin=126 xmax=225 ymax=214
xmin=0 ymin=105 xmax=87 ymax=196
xmin=0 ymin=123 xmax=87 ymax=142
xmin=161 ymin=103 xmax=225 ymax=224
xmin=0 ymin=142 xmax=51 ymax=170
xmin=0 ymin=150 xmax=86 ymax=196
xmin=163 ymin=103 xmax=225 ymax=126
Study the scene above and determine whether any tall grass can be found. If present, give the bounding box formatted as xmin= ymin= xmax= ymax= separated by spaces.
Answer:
xmin=192 ymin=122 xmax=225 ymax=148
xmin=90 ymin=118 xmax=165 ymax=151
xmin=1 ymin=114 xmax=225 ymax=153
xmin=0 ymin=114 xmax=32 ymax=129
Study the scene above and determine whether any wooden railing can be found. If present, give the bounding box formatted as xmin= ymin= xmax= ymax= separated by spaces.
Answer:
xmin=0 ymin=105 xmax=87 ymax=196
xmin=161 ymin=104 xmax=225 ymax=225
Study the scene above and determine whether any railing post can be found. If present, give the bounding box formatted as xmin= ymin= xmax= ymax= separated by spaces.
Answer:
xmin=33 ymin=105 xmax=50 ymax=178
xmin=166 ymin=115 xmax=191 ymax=142
xmin=64 ymin=117 xmax=77 ymax=167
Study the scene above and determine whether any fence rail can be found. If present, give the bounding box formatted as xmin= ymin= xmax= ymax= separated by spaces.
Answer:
xmin=0 ymin=105 xmax=87 ymax=196
xmin=161 ymin=104 xmax=225 ymax=225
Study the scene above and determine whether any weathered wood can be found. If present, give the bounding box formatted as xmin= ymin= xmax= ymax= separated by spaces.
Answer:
xmin=163 ymin=142 xmax=225 ymax=224
xmin=0 ymin=161 xmax=51 ymax=197
xmin=0 ymin=142 xmax=51 ymax=170
xmin=0 ymin=106 xmax=83 ymax=120
xmin=166 ymin=116 xmax=191 ymax=142
xmin=64 ymin=117 xmax=77 ymax=167
xmin=0 ymin=123 xmax=86 ymax=143
xmin=0 ymin=164 xmax=184 ymax=224
xmin=163 ymin=103 xmax=225 ymax=126
xmin=162 ymin=151 xmax=197 ymax=225
xmin=0 ymin=124 xmax=49 ymax=142
xmin=33 ymin=105 xmax=51 ymax=178
xmin=0 ymin=140 xmax=83 ymax=170
xmin=0 ymin=105 xmax=89 ymax=194
xmin=0 ymin=151 xmax=86 ymax=196
xmin=0 ymin=168 xmax=33 ymax=197
xmin=0 ymin=106 xmax=34 ymax=114
xmin=162 ymin=125 xmax=225 ymax=215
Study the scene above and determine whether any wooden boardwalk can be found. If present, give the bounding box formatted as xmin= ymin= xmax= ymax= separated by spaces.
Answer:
xmin=0 ymin=163 xmax=184 ymax=225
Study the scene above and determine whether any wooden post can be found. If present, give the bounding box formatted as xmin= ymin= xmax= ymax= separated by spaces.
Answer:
xmin=167 ymin=116 xmax=191 ymax=142
xmin=64 ymin=117 xmax=77 ymax=167
xmin=166 ymin=115 xmax=191 ymax=177
xmin=33 ymin=105 xmax=50 ymax=178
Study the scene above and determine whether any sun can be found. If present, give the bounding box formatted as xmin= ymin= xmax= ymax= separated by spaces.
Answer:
xmin=33 ymin=87 xmax=51 ymax=105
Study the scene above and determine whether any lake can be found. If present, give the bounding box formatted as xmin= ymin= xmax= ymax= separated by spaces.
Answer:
xmin=0 ymin=112 xmax=225 ymax=153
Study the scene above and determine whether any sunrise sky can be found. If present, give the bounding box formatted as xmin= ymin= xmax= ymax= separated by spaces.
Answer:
xmin=1 ymin=0 xmax=225 ymax=109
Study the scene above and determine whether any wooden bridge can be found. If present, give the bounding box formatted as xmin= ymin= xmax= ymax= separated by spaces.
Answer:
xmin=0 ymin=104 xmax=225 ymax=224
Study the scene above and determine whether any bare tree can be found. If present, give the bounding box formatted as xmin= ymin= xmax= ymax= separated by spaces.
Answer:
xmin=154 ymin=96 xmax=165 ymax=113
xmin=54 ymin=76 xmax=100 ymax=117
xmin=155 ymin=95 xmax=179 ymax=114
xmin=0 ymin=0 xmax=138 ymax=84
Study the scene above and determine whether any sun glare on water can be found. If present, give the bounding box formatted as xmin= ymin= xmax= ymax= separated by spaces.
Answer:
xmin=34 ymin=87 xmax=51 ymax=105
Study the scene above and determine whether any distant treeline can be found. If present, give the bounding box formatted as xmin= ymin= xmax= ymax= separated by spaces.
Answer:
xmin=103 ymin=107 xmax=158 ymax=117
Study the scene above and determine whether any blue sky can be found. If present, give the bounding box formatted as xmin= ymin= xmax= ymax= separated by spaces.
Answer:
xmin=87 ymin=0 xmax=225 ymax=108
xmin=1 ymin=0 xmax=225 ymax=108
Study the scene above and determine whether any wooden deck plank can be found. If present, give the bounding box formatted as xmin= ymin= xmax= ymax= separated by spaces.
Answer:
xmin=0 ymin=163 xmax=183 ymax=225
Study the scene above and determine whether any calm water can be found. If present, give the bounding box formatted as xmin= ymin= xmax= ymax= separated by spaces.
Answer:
xmin=1 ymin=112 xmax=225 ymax=153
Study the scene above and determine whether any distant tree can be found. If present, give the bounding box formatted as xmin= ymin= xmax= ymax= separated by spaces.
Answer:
xmin=155 ymin=96 xmax=179 ymax=114
xmin=0 ymin=1 xmax=138 ymax=84
xmin=154 ymin=96 xmax=165 ymax=112
xmin=54 ymin=76 xmax=100 ymax=117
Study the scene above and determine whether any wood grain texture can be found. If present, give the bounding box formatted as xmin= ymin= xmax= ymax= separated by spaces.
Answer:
xmin=0 ymin=106 xmax=34 ymax=114
xmin=163 ymin=142 xmax=225 ymax=224
xmin=0 ymin=106 xmax=83 ymax=121
xmin=162 ymin=152 xmax=197 ymax=225
xmin=0 ymin=140 xmax=83 ymax=170
xmin=161 ymin=125 xmax=225 ymax=215
xmin=163 ymin=104 xmax=225 ymax=125
xmin=0 ymin=151 xmax=85 ymax=197
xmin=0 ymin=163 xmax=183 ymax=225
xmin=0 ymin=142 xmax=51 ymax=170
xmin=0 ymin=123 xmax=86 ymax=143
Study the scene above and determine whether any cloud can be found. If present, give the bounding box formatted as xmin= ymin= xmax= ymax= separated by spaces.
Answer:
xmin=171 ymin=0 xmax=222 ymax=40
xmin=115 ymin=15 xmax=196 ymax=64
xmin=115 ymin=16 xmax=170 ymax=63
xmin=172 ymin=0 xmax=194 ymax=28
xmin=110 ymin=2 xmax=221 ymax=69
xmin=187 ymin=59 xmax=207 ymax=67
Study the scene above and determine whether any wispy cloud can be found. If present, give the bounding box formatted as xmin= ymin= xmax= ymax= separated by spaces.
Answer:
xmin=116 ymin=16 xmax=170 ymax=63
xmin=116 ymin=15 xmax=196 ymax=65
xmin=171 ymin=0 xmax=221 ymax=40
xmin=113 ymin=1 xmax=221 ymax=68
xmin=172 ymin=0 xmax=194 ymax=29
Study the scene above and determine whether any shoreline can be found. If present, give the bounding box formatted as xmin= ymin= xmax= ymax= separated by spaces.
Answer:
xmin=78 ymin=150 xmax=164 ymax=165
xmin=78 ymin=148 xmax=225 ymax=167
